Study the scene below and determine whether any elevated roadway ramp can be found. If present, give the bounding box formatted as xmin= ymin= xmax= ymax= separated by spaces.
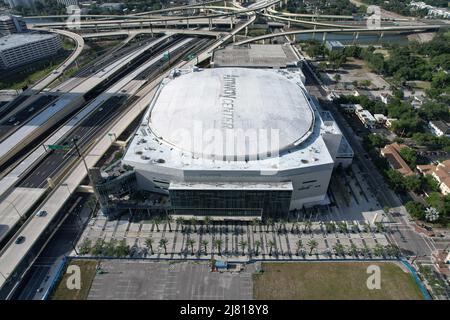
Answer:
xmin=80 ymin=28 xmax=223 ymax=39
xmin=233 ymin=24 xmax=448 ymax=46
xmin=0 ymin=35 xmax=172 ymax=171
xmin=0 ymin=35 xmax=228 ymax=297
xmin=0 ymin=37 xmax=193 ymax=244
xmin=28 ymin=0 xmax=280 ymax=30
xmin=0 ymin=29 xmax=84 ymax=126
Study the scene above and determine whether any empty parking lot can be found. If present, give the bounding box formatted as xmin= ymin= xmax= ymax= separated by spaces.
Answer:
xmin=88 ymin=260 xmax=254 ymax=300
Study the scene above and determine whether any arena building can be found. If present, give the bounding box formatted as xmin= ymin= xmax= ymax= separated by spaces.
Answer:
xmin=115 ymin=67 xmax=353 ymax=219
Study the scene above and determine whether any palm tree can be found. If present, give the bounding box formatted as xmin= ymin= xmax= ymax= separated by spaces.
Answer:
xmin=307 ymin=239 xmax=318 ymax=255
xmin=187 ymin=238 xmax=196 ymax=255
xmin=204 ymin=216 xmax=212 ymax=233
xmin=290 ymin=222 xmax=297 ymax=233
xmin=190 ymin=217 xmax=197 ymax=233
xmin=349 ymin=243 xmax=359 ymax=257
xmin=361 ymin=244 xmax=371 ymax=257
xmin=333 ymin=243 xmax=345 ymax=257
xmin=254 ymin=240 xmax=261 ymax=255
xmin=304 ymin=220 xmax=312 ymax=233
xmin=166 ymin=214 xmax=173 ymax=232
xmin=251 ymin=219 xmax=259 ymax=233
xmin=278 ymin=219 xmax=286 ymax=233
xmin=296 ymin=239 xmax=304 ymax=256
xmin=267 ymin=240 xmax=276 ymax=256
xmin=145 ymin=238 xmax=154 ymax=255
xmin=159 ymin=238 xmax=169 ymax=255
xmin=153 ymin=216 xmax=161 ymax=232
xmin=265 ymin=218 xmax=271 ymax=232
xmin=214 ymin=239 xmax=223 ymax=255
xmin=374 ymin=244 xmax=385 ymax=257
xmin=176 ymin=217 xmax=185 ymax=232
xmin=239 ymin=240 xmax=247 ymax=256
xmin=201 ymin=239 xmax=209 ymax=255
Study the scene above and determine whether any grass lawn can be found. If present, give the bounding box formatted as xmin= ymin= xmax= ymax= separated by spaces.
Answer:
xmin=253 ymin=262 xmax=424 ymax=300
xmin=50 ymin=259 xmax=99 ymax=300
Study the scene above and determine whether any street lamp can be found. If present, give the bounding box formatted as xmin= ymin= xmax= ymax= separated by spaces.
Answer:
xmin=62 ymin=183 xmax=71 ymax=195
xmin=71 ymin=136 xmax=101 ymax=207
xmin=3 ymin=200 xmax=22 ymax=219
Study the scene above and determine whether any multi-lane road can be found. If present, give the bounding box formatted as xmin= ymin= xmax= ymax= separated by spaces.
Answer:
xmin=1 ymin=0 xmax=448 ymax=300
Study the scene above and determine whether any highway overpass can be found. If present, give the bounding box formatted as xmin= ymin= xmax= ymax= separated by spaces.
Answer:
xmin=233 ymin=24 xmax=448 ymax=45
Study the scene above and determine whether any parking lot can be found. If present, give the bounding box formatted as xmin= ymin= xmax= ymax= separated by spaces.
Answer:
xmin=88 ymin=260 xmax=254 ymax=300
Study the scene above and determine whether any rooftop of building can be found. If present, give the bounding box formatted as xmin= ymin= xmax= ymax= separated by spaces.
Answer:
xmin=212 ymin=44 xmax=300 ymax=69
xmin=326 ymin=40 xmax=344 ymax=47
xmin=123 ymin=67 xmax=334 ymax=172
xmin=418 ymin=160 xmax=450 ymax=189
xmin=0 ymin=33 xmax=58 ymax=51
xmin=381 ymin=143 xmax=414 ymax=176
xmin=148 ymin=67 xmax=315 ymax=160
xmin=0 ymin=15 xmax=15 ymax=22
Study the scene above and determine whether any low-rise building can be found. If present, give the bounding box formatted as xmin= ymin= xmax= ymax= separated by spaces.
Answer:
xmin=429 ymin=120 xmax=450 ymax=137
xmin=355 ymin=106 xmax=376 ymax=128
xmin=211 ymin=44 xmax=301 ymax=69
xmin=325 ymin=40 xmax=344 ymax=52
xmin=374 ymin=114 xmax=387 ymax=124
xmin=57 ymin=0 xmax=79 ymax=6
xmin=381 ymin=143 xmax=414 ymax=176
xmin=99 ymin=2 xmax=125 ymax=11
xmin=340 ymin=103 xmax=358 ymax=113
xmin=0 ymin=33 xmax=62 ymax=70
xmin=417 ymin=160 xmax=450 ymax=195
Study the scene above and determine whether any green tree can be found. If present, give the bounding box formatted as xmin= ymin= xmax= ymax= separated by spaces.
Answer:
xmin=204 ymin=216 xmax=212 ymax=233
xmin=254 ymin=240 xmax=261 ymax=255
xmin=399 ymin=147 xmax=417 ymax=168
xmin=116 ymin=239 xmax=130 ymax=257
xmin=145 ymin=238 xmax=154 ymax=255
xmin=187 ymin=238 xmax=196 ymax=255
xmin=386 ymin=169 xmax=406 ymax=192
xmin=190 ymin=217 xmax=197 ymax=232
xmin=404 ymin=175 xmax=421 ymax=192
xmin=176 ymin=217 xmax=185 ymax=232
xmin=214 ymin=239 xmax=223 ymax=255
xmin=406 ymin=201 xmax=426 ymax=220
xmin=159 ymin=238 xmax=169 ymax=255
xmin=267 ymin=240 xmax=276 ymax=256
xmin=79 ymin=239 xmax=92 ymax=255
xmin=201 ymin=240 xmax=209 ymax=255
xmin=153 ymin=216 xmax=161 ymax=232
xmin=307 ymin=239 xmax=318 ymax=255
xmin=296 ymin=240 xmax=304 ymax=256
xmin=239 ymin=240 xmax=247 ymax=256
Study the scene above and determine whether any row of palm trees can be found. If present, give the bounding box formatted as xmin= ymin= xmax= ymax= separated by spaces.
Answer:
xmin=142 ymin=236 xmax=320 ymax=257
xmin=147 ymin=215 xmax=384 ymax=237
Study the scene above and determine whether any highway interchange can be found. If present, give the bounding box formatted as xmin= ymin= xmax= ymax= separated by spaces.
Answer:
xmin=0 ymin=0 xmax=448 ymax=300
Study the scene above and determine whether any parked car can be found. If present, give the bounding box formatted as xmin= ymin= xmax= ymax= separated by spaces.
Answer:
xmin=15 ymin=236 xmax=25 ymax=244
xmin=36 ymin=210 xmax=47 ymax=217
